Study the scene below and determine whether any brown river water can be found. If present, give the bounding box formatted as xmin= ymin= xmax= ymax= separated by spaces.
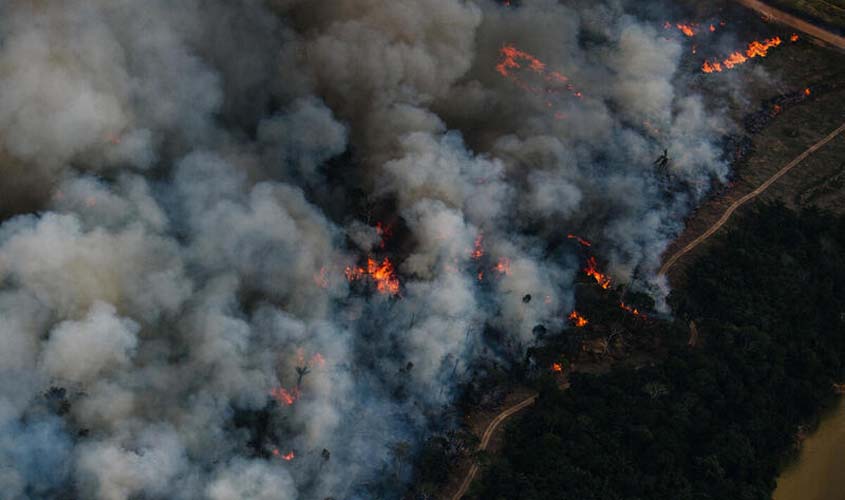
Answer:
xmin=773 ymin=398 xmax=845 ymax=500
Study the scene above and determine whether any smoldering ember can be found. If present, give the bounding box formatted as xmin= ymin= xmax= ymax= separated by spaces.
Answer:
xmin=1 ymin=1 xmax=844 ymax=499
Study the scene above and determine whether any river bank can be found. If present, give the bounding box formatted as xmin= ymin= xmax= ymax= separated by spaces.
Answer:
xmin=774 ymin=397 xmax=845 ymax=500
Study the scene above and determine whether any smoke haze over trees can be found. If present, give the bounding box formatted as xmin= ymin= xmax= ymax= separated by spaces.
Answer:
xmin=473 ymin=203 xmax=845 ymax=500
xmin=0 ymin=1 xmax=744 ymax=498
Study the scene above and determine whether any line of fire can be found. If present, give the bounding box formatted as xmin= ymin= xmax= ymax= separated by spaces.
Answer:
xmin=6 ymin=0 xmax=845 ymax=498
xmin=81 ymin=1 xmax=843 ymax=494
xmin=255 ymin=16 xmax=820 ymax=470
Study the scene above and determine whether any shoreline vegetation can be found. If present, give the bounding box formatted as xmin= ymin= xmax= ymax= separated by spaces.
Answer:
xmin=463 ymin=203 xmax=845 ymax=500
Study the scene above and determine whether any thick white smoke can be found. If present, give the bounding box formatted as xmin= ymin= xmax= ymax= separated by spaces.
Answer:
xmin=0 ymin=0 xmax=731 ymax=498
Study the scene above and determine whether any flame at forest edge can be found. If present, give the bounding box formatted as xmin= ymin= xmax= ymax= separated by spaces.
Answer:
xmin=664 ymin=20 xmax=725 ymax=37
xmin=620 ymin=302 xmax=646 ymax=318
xmin=270 ymin=386 xmax=301 ymax=406
xmin=701 ymin=36 xmax=791 ymax=73
xmin=567 ymin=233 xmax=592 ymax=247
xmin=676 ymin=23 xmax=695 ymax=37
xmin=584 ymin=256 xmax=612 ymax=289
xmin=495 ymin=44 xmax=583 ymax=101
xmin=471 ymin=233 xmax=484 ymax=260
xmin=345 ymin=257 xmax=401 ymax=295
xmin=493 ymin=257 xmax=511 ymax=275
xmin=273 ymin=449 xmax=295 ymax=461
xmin=568 ymin=310 xmax=589 ymax=327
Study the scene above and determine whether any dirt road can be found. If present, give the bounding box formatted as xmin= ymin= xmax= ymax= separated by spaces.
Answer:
xmin=735 ymin=0 xmax=845 ymax=50
xmin=448 ymin=121 xmax=845 ymax=499
xmin=449 ymin=394 xmax=538 ymax=500
xmin=660 ymin=121 xmax=845 ymax=277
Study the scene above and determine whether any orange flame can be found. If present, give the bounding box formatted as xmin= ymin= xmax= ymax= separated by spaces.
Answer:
xmin=620 ymin=302 xmax=646 ymax=318
xmin=747 ymin=37 xmax=782 ymax=57
xmin=270 ymin=387 xmax=300 ymax=406
xmin=584 ymin=256 xmax=611 ymax=289
xmin=375 ymin=222 xmax=392 ymax=249
xmin=568 ymin=310 xmax=589 ymax=327
xmin=551 ymin=362 xmax=564 ymax=372
xmin=667 ymin=21 xmax=721 ymax=37
xmin=702 ymin=60 xmax=722 ymax=73
xmin=346 ymin=257 xmax=401 ymax=295
xmin=471 ymin=233 xmax=484 ymax=260
xmin=567 ymin=234 xmax=592 ymax=247
xmin=496 ymin=45 xmax=544 ymax=77
xmin=722 ymin=51 xmax=748 ymax=69
xmin=310 ymin=352 xmax=326 ymax=367
xmin=493 ymin=258 xmax=511 ymax=275
xmin=314 ymin=267 xmax=329 ymax=289
xmin=345 ymin=265 xmax=364 ymax=281
xmin=369 ymin=258 xmax=400 ymax=295
xmin=295 ymin=347 xmax=325 ymax=367
xmin=273 ymin=449 xmax=295 ymax=461
xmin=676 ymin=23 xmax=696 ymax=37
xmin=804 ymin=87 xmax=811 ymax=96
xmin=495 ymin=44 xmax=583 ymax=100
xmin=790 ymin=33 xmax=799 ymax=42
xmin=701 ymin=36 xmax=783 ymax=73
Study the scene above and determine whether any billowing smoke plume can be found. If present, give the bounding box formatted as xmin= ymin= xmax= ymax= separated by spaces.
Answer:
xmin=0 ymin=0 xmax=729 ymax=498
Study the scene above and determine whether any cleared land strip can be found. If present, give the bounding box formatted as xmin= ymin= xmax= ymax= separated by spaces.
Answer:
xmin=660 ymin=121 xmax=845 ymax=277
xmin=735 ymin=0 xmax=845 ymax=50
xmin=449 ymin=394 xmax=538 ymax=500
xmin=448 ymin=121 xmax=845 ymax=498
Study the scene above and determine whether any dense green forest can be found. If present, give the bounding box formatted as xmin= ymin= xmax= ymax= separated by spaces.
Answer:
xmin=470 ymin=203 xmax=845 ymax=500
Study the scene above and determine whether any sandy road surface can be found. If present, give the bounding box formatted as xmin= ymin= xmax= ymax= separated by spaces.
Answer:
xmin=449 ymin=394 xmax=538 ymax=500
xmin=735 ymin=0 xmax=845 ymax=50
xmin=448 ymin=120 xmax=845 ymax=498
xmin=449 ymin=11 xmax=845 ymax=493
xmin=660 ymin=121 xmax=845 ymax=277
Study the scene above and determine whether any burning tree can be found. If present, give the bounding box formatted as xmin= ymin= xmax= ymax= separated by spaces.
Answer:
xmin=701 ymin=35 xmax=793 ymax=73
xmin=346 ymin=257 xmax=401 ymax=295
xmin=584 ymin=256 xmax=612 ymax=290
xmin=568 ymin=310 xmax=589 ymax=327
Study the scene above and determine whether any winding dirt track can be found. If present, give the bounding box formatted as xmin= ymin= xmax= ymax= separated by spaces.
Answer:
xmin=450 ymin=394 xmax=538 ymax=500
xmin=659 ymin=121 xmax=845 ymax=277
xmin=448 ymin=10 xmax=845 ymax=497
xmin=448 ymin=122 xmax=845 ymax=499
xmin=734 ymin=0 xmax=845 ymax=50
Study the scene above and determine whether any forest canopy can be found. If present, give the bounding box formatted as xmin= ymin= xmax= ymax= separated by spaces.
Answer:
xmin=471 ymin=203 xmax=845 ymax=500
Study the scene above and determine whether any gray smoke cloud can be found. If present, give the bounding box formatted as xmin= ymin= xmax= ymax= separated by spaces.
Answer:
xmin=0 ymin=0 xmax=732 ymax=498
